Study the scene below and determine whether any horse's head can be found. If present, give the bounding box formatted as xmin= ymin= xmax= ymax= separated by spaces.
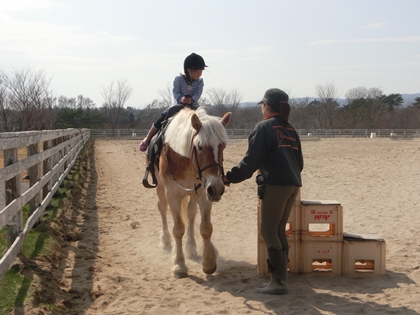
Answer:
xmin=163 ymin=108 xmax=231 ymax=201
xmin=191 ymin=110 xmax=231 ymax=202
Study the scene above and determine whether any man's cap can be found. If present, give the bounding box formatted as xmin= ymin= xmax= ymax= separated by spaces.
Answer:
xmin=258 ymin=88 xmax=289 ymax=105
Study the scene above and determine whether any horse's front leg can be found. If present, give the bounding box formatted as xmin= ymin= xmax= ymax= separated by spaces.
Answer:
xmin=186 ymin=197 xmax=199 ymax=260
xmin=157 ymin=183 xmax=171 ymax=252
xmin=199 ymin=200 xmax=218 ymax=274
xmin=168 ymin=195 xmax=188 ymax=278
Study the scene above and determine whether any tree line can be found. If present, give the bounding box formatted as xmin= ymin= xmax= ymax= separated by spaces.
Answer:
xmin=1 ymin=69 xmax=419 ymax=132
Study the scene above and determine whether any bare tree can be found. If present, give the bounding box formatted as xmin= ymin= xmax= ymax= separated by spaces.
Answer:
xmin=345 ymin=87 xmax=385 ymax=129
xmin=102 ymin=80 xmax=133 ymax=129
xmin=206 ymin=87 xmax=242 ymax=127
xmin=198 ymin=96 xmax=210 ymax=107
xmin=236 ymin=104 xmax=261 ymax=129
xmin=407 ymin=99 xmax=420 ymax=128
xmin=345 ymin=86 xmax=369 ymax=101
xmin=289 ymin=98 xmax=311 ymax=129
xmin=76 ymin=95 xmax=95 ymax=109
xmin=315 ymin=82 xmax=339 ymax=129
xmin=0 ymin=76 xmax=16 ymax=132
xmin=157 ymin=83 xmax=173 ymax=108
xmin=1 ymin=68 xmax=54 ymax=130
xmin=137 ymin=99 xmax=166 ymax=129
xmin=364 ymin=87 xmax=385 ymax=129
xmin=57 ymin=95 xmax=77 ymax=109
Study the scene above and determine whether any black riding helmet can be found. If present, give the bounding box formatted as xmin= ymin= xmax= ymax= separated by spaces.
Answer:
xmin=183 ymin=53 xmax=207 ymax=74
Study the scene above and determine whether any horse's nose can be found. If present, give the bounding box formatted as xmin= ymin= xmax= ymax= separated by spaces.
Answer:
xmin=207 ymin=185 xmax=224 ymax=202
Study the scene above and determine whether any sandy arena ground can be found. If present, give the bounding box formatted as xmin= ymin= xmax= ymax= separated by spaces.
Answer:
xmin=15 ymin=136 xmax=420 ymax=315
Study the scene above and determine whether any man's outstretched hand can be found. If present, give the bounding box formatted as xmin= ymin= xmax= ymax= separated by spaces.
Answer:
xmin=222 ymin=175 xmax=230 ymax=187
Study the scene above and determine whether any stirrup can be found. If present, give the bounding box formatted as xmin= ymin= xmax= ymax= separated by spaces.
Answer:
xmin=142 ymin=165 xmax=157 ymax=188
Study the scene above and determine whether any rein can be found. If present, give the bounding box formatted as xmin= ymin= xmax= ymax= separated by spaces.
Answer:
xmin=163 ymin=137 xmax=225 ymax=194
xmin=192 ymin=146 xmax=225 ymax=183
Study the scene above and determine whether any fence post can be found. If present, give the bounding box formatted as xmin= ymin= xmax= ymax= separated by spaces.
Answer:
xmin=43 ymin=140 xmax=52 ymax=203
xmin=28 ymin=143 xmax=42 ymax=219
xmin=63 ymin=135 xmax=69 ymax=171
xmin=52 ymin=138 xmax=59 ymax=185
xmin=58 ymin=136 xmax=64 ymax=177
xmin=4 ymin=148 xmax=23 ymax=251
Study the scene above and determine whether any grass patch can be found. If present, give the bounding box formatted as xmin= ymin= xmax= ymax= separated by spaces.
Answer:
xmin=0 ymin=140 xmax=89 ymax=314
xmin=0 ymin=264 xmax=30 ymax=313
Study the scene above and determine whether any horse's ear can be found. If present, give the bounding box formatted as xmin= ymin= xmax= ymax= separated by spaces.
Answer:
xmin=191 ymin=113 xmax=202 ymax=133
xmin=221 ymin=112 xmax=232 ymax=127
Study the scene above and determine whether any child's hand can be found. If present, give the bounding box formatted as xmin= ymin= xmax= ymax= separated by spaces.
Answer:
xmin=181 ymin=95 xmax=192 ymax=105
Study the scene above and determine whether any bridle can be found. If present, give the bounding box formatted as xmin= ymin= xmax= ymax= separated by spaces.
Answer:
xmin=163 ymin=135 xmax=225 ymax=194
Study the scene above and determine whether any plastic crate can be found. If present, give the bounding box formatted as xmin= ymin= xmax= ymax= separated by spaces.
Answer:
xmin=288 ymin=240 xmax=301 ymax=274
xmin=282 ymin=188 xmax=302 ymax=239
xmin=343 ymin=233 xmax=386 ymax=277
xmin=301 ymin=200 xmax=343 ymax=242
xmin=257 ymin=241 xmax=301 ymax=276
xmin=295 ymin=187 xmax=301 ymax=202
xmin=285 ymin=202 xmax=301 ymax=242
xmin=301 ymin=240 xmax=343 ymax=276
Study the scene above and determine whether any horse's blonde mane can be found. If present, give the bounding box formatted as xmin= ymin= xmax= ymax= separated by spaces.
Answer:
xmin=164 ymin=108 xmax=229 ymax=157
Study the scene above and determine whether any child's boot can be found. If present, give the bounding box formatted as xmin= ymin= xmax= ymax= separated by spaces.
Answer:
xmin=139 ymin=125 xmax=158 ymax=152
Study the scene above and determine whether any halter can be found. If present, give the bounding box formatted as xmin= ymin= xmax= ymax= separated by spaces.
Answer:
xmin=163 ymin=134 xmax=225 ymax=194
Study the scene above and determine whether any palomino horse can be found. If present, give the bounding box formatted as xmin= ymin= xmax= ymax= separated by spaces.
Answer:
xmin=152 ymin=107 xmax=231 ymax=278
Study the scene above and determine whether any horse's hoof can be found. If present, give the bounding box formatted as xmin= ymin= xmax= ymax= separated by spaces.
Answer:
xmin=203 ymin=264 xmax=217 ymax=275
xmin=161 ymin=246 xmax=172 ymax=254
xmin=174 ymin=272 xmax=188 ymax=279
xmin=173 ymin=265 xmax=188 ymax=278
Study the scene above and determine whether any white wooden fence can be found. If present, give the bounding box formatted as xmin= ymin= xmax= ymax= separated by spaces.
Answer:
xmin=0 ymin=129 xmax=90 ymax=278
xmin=90 ymin=128 xmax=420 ymax=139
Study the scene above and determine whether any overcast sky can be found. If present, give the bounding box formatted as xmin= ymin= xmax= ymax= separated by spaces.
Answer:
xmin=1 ymin=0 xmax=419 ymax=108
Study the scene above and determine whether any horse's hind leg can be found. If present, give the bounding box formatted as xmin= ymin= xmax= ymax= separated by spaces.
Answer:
xmin=200 ymin=202 xmax=218 ymax=274
xmin=157 ymin=183 xmax=171 ymax=252
xmin=186 ymin=197 xmax=199 ymax=261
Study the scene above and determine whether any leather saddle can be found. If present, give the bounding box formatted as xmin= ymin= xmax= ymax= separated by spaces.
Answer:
xmin=141 ymin=105 xmax=187 ymax=188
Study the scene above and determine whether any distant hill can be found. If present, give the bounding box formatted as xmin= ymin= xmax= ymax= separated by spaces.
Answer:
xmin=289 ymin=93 xmax=420 ymax=107
xmin=401 ymin=93 xmax=420 ymax=107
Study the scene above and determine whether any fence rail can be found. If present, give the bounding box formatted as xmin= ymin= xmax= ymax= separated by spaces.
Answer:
xmin=0 ymin=128 xmax=90 ymax=278
xmin=90 ymin=128 xmax=420 ymax=139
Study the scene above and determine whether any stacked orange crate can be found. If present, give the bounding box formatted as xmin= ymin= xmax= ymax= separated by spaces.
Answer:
xmin=300 ymin=200 xmax=343 ymax=276
xmin=342 ymin=233 xmax=386 ymax=277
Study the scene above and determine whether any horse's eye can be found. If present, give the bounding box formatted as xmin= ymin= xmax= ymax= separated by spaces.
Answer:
xmin=197 ymin=146 xmax=203 ymax=151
